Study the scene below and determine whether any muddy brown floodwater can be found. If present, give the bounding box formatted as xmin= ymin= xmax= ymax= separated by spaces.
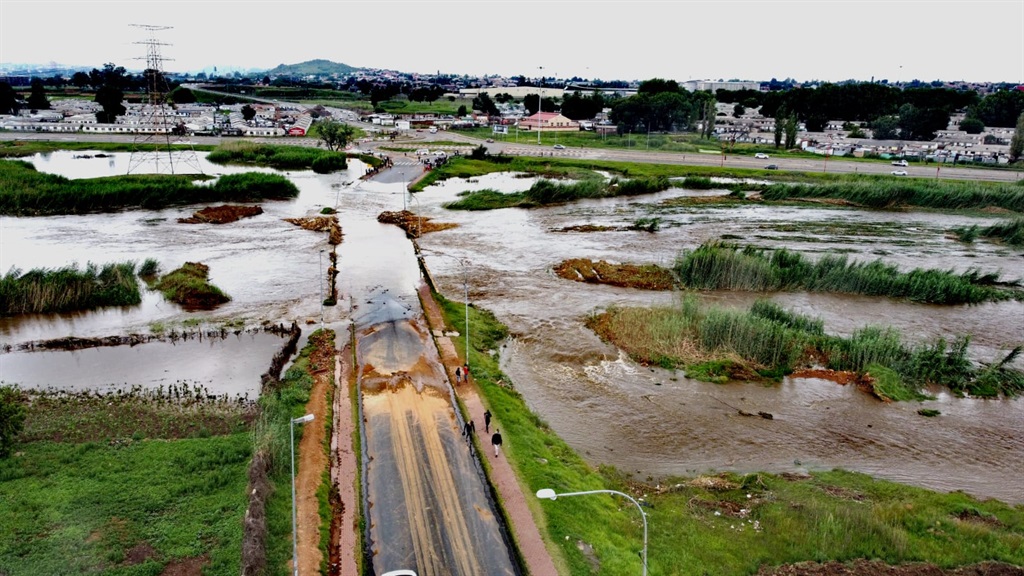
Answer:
xmin=414 ymin=173 xmax=1024 ymax=504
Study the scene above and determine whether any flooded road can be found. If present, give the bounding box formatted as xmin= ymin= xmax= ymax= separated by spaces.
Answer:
xmin=415 ymin=172 xmax=1024 ymax=504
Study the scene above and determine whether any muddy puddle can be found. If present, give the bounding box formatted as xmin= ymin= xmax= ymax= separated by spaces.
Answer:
xmin=0 ymin=331 xmax=287 ymax=397
xmin=414 ymin=178 xmax=1024 ymax=503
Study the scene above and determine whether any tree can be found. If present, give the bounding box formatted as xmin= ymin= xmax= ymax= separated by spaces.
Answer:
xmin=457 ymin=104 xmax=468 ymax=117
xmin=472 ymin=92 xmax=499 ymax=116
xmin=966 ymin=90 xmax=1024 ymax=128
xmin=773 ymin=107 xmax=785 ymax=148
xmin=171 ymin=87 xmax=196 ymax=104
xmin=700 ymin=98 xmax=717 ymax=139
xmin=733 ymin=103 xmax=745 ymax=118
xmin=71 ymin=71 xmax=90 ymax=89
xmin=94 ymin=84 xmax=125 ymax=123
xmin=0 ymin=81 xmax=19 ymax=115
xmin=784 ymin=115 xmax=799 ymax=149
xmin=870 ymin=115 xmax=900 ymax=140
xmin=638 ymin=78 xmax=681 ymax=95
xmin=27 ymin=78 xmax=50 ymax=110
xmin=0 ymin=386 xmax=26 ymax=458
xmin=897 ymin=104 xmax=949 ymax=141
xmin=315 ymin=118 xmax=355 ymax=151
xmin=1010 ymin=112 xmax=1024 ymax=161
xmin=959 ymin=117 xmax=984 ymax=134
xmin=241 ymin=104 xmax=256 ymax=121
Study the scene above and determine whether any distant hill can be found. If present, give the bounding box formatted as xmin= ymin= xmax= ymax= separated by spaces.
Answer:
xmin=266 ymin=59 xmax=358 ymax=77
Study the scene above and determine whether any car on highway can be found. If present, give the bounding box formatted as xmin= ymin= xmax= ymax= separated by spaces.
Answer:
xmin=891 ymin=170 xmax=908 ymax=176
xmin=892 ymin=159 xmax=908 ymax=167
xmin=486 ymin=138 xmax=494 ymax=143
xmin=553 ymin=144 xmax=566 ymax=150
xmin=754 ymin=152 xmax=770 ymax=159
xmin=382 ymin=571 xmax=417 ymax=576
xmin=764 ymin=164 xmax=779 ymax=170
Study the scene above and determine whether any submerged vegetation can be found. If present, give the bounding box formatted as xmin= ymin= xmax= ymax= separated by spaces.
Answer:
xmin=152 ymin=262 xmax=230 ymax=309
xmin=445 ymin=175 xmax=671 ymax=210
xmin=757 ymin=179 xmax=1024 ymax=212
xmin=954 ymin=218 xmax=1024 ymax=246
xmin=206 ymin=141 xmax=347 ymax=173
xmin=432 ymin=294 xmax=1024 ymax=575
xmin=0 ymin=160 xmax=298 ymax=216
xmin=0 ymin=261 xmax=141 ymax=315
xmin=672 ymin=242 xmax=1022 ymax=304
xmin=556 ymin=245 xmax=1022 ymax=305
xmin=587 ymin=296 xmax=1024 ymax=398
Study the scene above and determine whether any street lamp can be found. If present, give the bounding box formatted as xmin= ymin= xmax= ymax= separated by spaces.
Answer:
xmin=537 ymin=66 xmax=543 ymax=146
xmin=421 ymin=250 xmax=470 ymax=367
xmin=318 ymin=249 xmax=325 ymax=331
xmin=536 ymin=488 xmax=648 ymax=576
xmin=291 ymin=413 xmax=315 ymax=576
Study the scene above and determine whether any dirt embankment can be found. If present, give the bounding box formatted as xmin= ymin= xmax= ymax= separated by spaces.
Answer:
xmin=5 ymin=322 xmax=297 ymax=354
xmin=377 ymin=210 xmax=458 ymax=238
xmin=554 ymin=258 xmax=676 ymax=290
xmin=285 ymin=215 xmax=343 ymax=245
xmin=178 ymin=205 xmax=263 ymax=224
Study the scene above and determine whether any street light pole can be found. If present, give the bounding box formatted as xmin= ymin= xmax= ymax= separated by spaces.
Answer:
xmin=537 ymin=66 xmax=543 ymax=146
xmin=422 ymin=250 xmax=470 ymax=367
xmin=291 ymin=414 xmax=315 ymax=576
xmin=537 ymin=488 xmax=648 ymax=576
xmin=318 ymin=249 xmax=324 ymax=331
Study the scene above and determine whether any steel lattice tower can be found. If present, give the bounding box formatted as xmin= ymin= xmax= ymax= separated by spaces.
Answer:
xmin=127 ymin=24 xmax=202 ymax=175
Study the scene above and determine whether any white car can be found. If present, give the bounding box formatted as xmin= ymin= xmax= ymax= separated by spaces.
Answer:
xmin=892 ymin=159 xmax=908 ymax=167
xmin=553 ymin=144 xmax=566 ymax=150
xmin=891 ymin=170 xmax=908 ymax=176
xmin=382 ymin=571 xmax=418 ymax=576
xmin=754 ymin=152 xmax=770 ymax=159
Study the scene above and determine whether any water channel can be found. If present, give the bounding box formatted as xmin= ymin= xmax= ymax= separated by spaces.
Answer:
xmin=1 ymin=151 xmax=1021 ymax=507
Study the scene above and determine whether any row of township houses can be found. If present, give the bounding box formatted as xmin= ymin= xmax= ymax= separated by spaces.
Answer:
xmin=0 ymin=100 xmax=312 ymax=137
xmin=712 ymin=107 xmax=1015 ymax=164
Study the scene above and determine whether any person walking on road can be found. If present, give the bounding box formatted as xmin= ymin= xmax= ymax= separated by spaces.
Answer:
xmin=455 ymin=366 xmax=462 ymax=384
xmin=491 ymin=429 xmax=502 ymax=458
xmin=463 ymin=419 xmax=475 ymax=443
xmin=463 ymin=364 xmax=470 ymax=382
xmin=484 ymin=409 xmax=492 ymax=433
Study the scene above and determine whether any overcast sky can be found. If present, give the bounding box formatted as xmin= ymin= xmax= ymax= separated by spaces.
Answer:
xmin=2 ymin=0 xmax=1022 ymax=83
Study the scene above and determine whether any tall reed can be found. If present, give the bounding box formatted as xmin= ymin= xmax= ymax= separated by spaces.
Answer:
xmin=0 ymin=262 xmax=141 ymax=315
xmin=0 ymin=160 xmax=298 ymax=216
xmin=673 ymin=242 xmax=1021 ymax=304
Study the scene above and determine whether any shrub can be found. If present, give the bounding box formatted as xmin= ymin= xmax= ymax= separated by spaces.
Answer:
xmin=0 ymin=386 xmax=26 ymax=458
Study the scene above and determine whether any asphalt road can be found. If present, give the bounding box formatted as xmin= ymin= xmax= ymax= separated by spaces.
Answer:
xmin=4 ymin=125 xmax=1019 ymax=183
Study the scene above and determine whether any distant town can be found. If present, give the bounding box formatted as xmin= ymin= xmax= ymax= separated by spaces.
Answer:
xmin=2 ymin=59 xmax=1022 ymax=165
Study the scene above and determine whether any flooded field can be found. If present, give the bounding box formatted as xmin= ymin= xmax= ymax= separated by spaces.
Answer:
xmin=3 ymin=150 xmax=1022 ymax=504
xmin=415 ymin=173 xmax=1024 ymax=504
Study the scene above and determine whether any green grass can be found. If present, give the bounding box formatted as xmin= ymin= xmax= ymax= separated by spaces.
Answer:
xmin=0 ymin=433 xmax=251 ymax=575
xmin=206 ymin=141 xmax=347 ymax=172
xmin=0 ymin=159 xmax=298 ymax=216
xmin=673 ymin=242 xmax=1022 ymax=304
xmin=432 ymin=294 xmax=1024 ymax=575
xmin=445 ymin=175 xmax=671 ymax=210
xmin=0 ymin=261 xmax=141 ymax=315
xmin=153 ymin=262 xmax=230 ymax=309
